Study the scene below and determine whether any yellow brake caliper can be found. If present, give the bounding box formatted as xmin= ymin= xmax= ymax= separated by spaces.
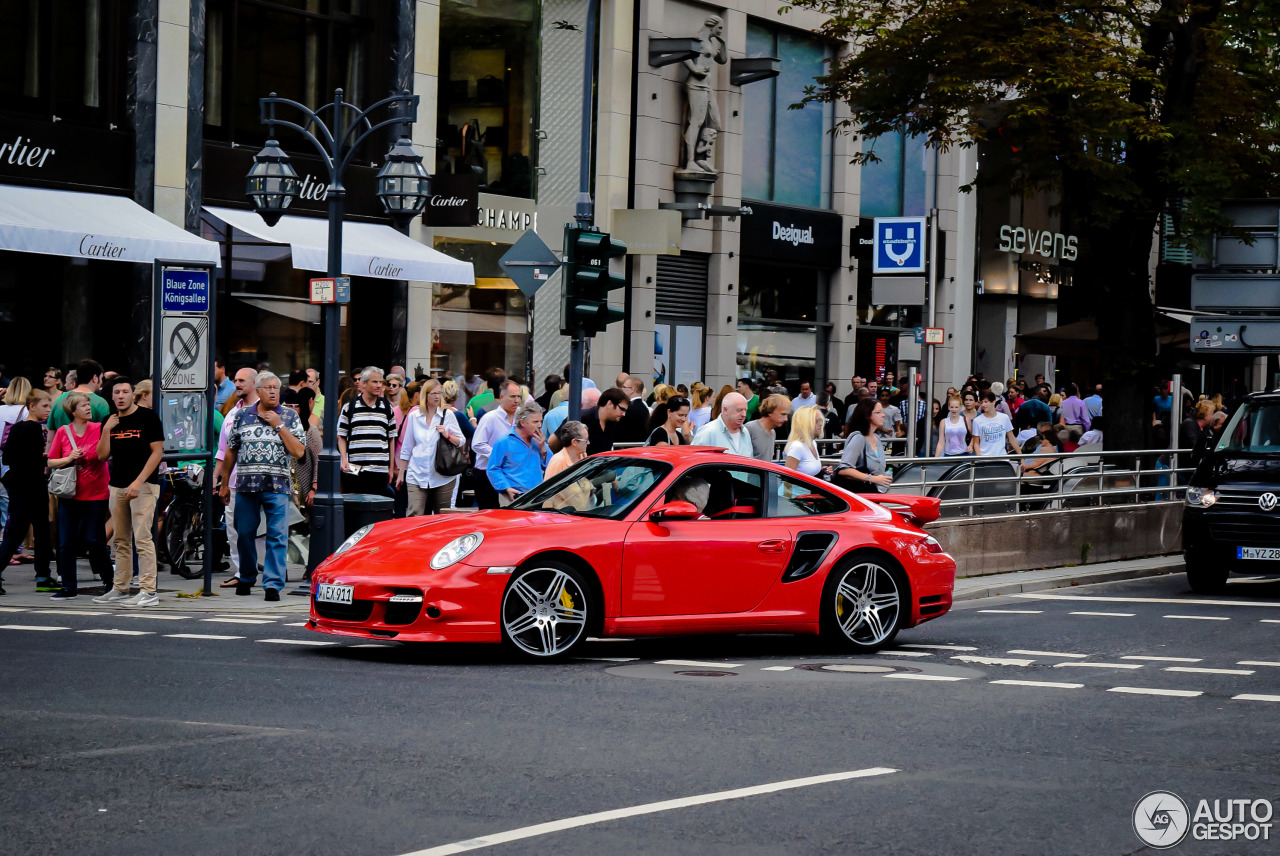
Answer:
xmin=560 ymin=589 xmax=575 ymax=610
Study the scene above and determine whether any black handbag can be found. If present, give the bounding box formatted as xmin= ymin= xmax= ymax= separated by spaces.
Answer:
xmin=435 ymin=435 xmax=469 ymax=477
xmin=833 ymin=435 xmax=878 ymax=494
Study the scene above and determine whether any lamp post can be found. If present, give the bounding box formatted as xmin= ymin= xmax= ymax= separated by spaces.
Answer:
xmin=246 ymin=88 xmax=430 ymax=573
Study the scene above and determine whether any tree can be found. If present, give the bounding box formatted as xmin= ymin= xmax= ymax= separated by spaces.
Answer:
xmin=792 ymin=0 xmax=1280 ymax=449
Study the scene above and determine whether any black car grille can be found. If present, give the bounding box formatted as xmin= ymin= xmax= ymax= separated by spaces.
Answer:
xmin=384 ymin=600 xmax=423 ymax=625
xmin=1208 ymin=520 xmax=1280 ymax=545
xmin=313 ymin=599 xmax=375 ymax=622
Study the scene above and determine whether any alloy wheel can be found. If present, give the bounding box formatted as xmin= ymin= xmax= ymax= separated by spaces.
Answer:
xmin=501 ymin=567 xmax=589 ymax=657
xmin=833 ymin=561 xmax=900 ymax=646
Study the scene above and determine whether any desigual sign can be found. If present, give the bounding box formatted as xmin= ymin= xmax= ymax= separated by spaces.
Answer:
xmin=998 ymin=225 xmax=1078 ymax=261
xmin=772 ymin=222 xmax=815 ymax=247
xmin=741 ymin=201 xmax=842 ymax=267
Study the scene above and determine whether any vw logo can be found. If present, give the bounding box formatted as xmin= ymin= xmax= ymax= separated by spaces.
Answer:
xmin=1260 ymin=493 xmax=1279 ymax=512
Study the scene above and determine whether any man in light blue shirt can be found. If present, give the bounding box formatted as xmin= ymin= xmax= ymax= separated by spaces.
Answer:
xmin=488 ymin=401 xmax=552 ymax=504
xmin=692 ymin=392 xmax=752 ymax=457
xmin=1085 ymin=384 xmax=1103 ymax=420
xmin=214 ymin=359 xmax=236 ymax=410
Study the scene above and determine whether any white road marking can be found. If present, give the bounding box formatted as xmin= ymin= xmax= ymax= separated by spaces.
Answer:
xmin=1233 ymin=694 xmax=1280 ymax=702
xmin=1121 ymin=656 xmax=1203 ymax=663
xmin=1008 ymin=650 xmax=1088 ymax=658
xmin=1163 ymin=615 xmax=1230 ymax=621
xmin=258 ymin=639 xmax=336 ymax=646
xmin=283 ymin=622 xmax=309 ymax=627
xmin=1019 ymin=593 xmax=1280 ymax=608
xmin=1054 ymin=662 xmax=1144 ymax=670
xmin=200 ymin=618 xmax=274 ymax=625
xmin=1262 ymin=620 xmax=1280 ymax=624
xmin=215 ymin=613 xmax=283 ymax=620
xmin=1239 ymin=661 xmax=1280 ymax=667
xmin=884 ymin=673 xmax=967 ymax=682
xmin=761 ymin=666 xmax=794 ymax=672
xmin=115 ymin=614 xmax=189 ymax=620
xmin=951 ymin=655 xmax=1035 ymax=667
xmin=657 ymin=660 xmax=745 ymax=669
xmin=990 ymin=680 xmax=1083 ymax=689
xmin=30 ymin=609 xmax=110 ymax=616
xmin=1107 ymin=687 xmax=1203 ymax=698
xmin=900 ymin=644 xmax=977 ymax=651
xmin=165 ymin=634 xmax=245 ymax=641
xmin=76 ymin=629 xmax=153 ymax=636
xmin=1070 ymin=611 xmax=1135 ymax=617
xmin=349 ymin=643 xmax=395 ymax=648
xmin=394 ymin=767 xmax=899 ymax=856
xmin=978 ymin=609 xmax=1043 ymax=614
xmin=576 ymin=657 xmax=639 ymax=663
xmin=1164 ymin=666 xmax=1255 ymax=676
xmin=0 ymin=625 xmax=68 ymax=631
xmin=0 ymin=607 xmax=28 ymax=612
xmin=877 ymin=651 xmax=932 ymax=658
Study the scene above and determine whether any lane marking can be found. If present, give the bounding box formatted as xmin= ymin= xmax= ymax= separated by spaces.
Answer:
xmin=951 ymin=655 xmax=1034 ymax=667
xmin=900 ymin=644 xmax=977 ymax=651
xmin=257 ymin=639 xmax=336 ymax=646
xmin=1018 ymin=593 xmax=1280 ymax=608
xmin=76 ymin=629 xmax=153 ymax=636
xmin=1107 ymin=687 xmax=1203 ymax=698
xmin=1008 ymin=649 xmax=1088 ymax=658
xmin=115 ymin=614 xmax=189 ymax=620
xmin=30 ymin=609 xmax=110 ymax=616
xmin=761 ymin=666 xmax=794 ymax=672
xmin=283 ymin=622 xmax=310 ymax=627
xmin=1164 ymin=666 xmax=1255 ymax=676
xmin=394 ymin=767 xmax=899 ymax=856
xmin=657 ymin=660 xmax=745 ymax=669
xmin=990 ymin=680 xmax=1083 ymax=689
xmin=165 ymin=634 xmax=245 ymax=641
xmin=1121 ymin=656 xmax=1202 ymax=663
xmin=1054 ymin=662 xmax=1144 ymax=670
xmin=575 ymin=657 xmax=640 ymax=663
xmin=1233 ymin=694 xmax=1280 ymax=702
xmin=884 ymin=673 xmax=967 ymax=682
xmin=1239 ymin=661 xmax=1280 ymax=667
xmin=877 ymin=651 xmax=932 ymax=658
xmin=0 ymin=625 xmax=69 ymax=631
xmin=0 ymin=607 xmax=29 ymax=612
xmin=200 ymin=618 xmax=274 ymax=625
xmin=1069 ymin=611 xmax=1135 ymax=617
xmin=1263 ymin=620 xmax=1280 ymax=624
xmin=978 ymin=609 xmax=1043 ymax=614
xmin=1163 ymin=615 xmax=1230 ymax=621
xmin=215 ymin=613 xmax=284 ymax=620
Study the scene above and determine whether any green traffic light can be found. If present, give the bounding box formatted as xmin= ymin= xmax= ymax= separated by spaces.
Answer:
xmin=561 ymin=224 xmax=627 ymax=337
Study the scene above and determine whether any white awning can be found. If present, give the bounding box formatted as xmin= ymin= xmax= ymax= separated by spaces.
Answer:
xmin=0 ymin=184 xmax=221 ymax=265
xmin=204 ymin=206 xmax=473 ymax=284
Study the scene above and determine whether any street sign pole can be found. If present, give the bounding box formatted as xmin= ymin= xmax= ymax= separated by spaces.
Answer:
xmin=567 ymin=0 xmax=601 ymax=422
xmin=924 ymin=211 xmax=938 ymax=458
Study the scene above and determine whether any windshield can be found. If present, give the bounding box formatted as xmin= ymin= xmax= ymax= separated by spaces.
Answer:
xmin=1217 ymin=401 xmax=1280 ymax=453
xmin=509 ymin=457 xmax=671 ymax=519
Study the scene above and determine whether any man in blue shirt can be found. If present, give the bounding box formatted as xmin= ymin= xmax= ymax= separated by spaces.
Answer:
xmin=488 ymin=401 xmax=551 ymax=505
xmin=214 ymin=359 xmax=236 ymax=410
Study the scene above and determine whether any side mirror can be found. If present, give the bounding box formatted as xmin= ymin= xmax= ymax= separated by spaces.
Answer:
xmin=649 ymin=500 xmax=700 ymax=521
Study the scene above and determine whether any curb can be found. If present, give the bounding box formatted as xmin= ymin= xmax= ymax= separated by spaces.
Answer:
xmin=953 ymin=560 xmax=1185 ymax=602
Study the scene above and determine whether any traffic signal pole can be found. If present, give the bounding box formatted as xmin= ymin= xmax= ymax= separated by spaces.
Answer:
xmin=568 ymin=0 xmax=601 ymax=423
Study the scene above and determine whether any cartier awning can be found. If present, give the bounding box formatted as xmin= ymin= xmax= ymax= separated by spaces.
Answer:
xmin=203 ymin=206 xmax=474 ymax=284
xmin=0 ymin=185 xmax=221 ymax=265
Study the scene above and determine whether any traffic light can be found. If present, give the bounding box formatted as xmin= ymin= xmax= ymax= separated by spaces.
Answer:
xmin=561 ymin=224 xmax=627 ymax=337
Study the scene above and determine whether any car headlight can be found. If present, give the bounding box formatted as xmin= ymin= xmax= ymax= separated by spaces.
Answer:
xmin=1185 ymin=487 xmax=1217 ymax=508
xmin=430 ymin=532 xmax=485 ymax=570
xmin=335 ymin=524 xmax=374 ymax=556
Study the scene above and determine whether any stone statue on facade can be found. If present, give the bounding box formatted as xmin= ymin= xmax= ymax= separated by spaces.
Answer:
xmin=682 ymin=15 xmax=728 ymax=174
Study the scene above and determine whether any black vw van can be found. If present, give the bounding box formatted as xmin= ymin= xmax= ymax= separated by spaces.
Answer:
xmin=1183 ymin=392 xmax=1280 ymax=592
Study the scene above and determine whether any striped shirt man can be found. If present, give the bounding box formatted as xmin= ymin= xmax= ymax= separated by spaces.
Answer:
xmin=337 ymin=394 xmax=398 ymax=475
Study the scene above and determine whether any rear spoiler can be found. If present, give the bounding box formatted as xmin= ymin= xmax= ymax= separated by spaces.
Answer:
xmin=859 ymin=493 xmax=941 ymax=525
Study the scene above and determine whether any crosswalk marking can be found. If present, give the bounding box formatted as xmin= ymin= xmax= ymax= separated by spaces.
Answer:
xmin=1233 ymin=694 xmax=1280 ymax=702
xmin=1239 ymin=660 xmax=1280 ymax=667
xmin=165 ymin=634 xmax=245 ymax=640
xmin=1164 ymin=666 xmax=1254 ymax=676
xmin=115 ymin=614 xmax=189 ymax=620
xmin=977 ymin=609 xmax=1043 ymax=614
xmin=1164 ymin=615 xmax=1230 ymax=621
xmin=900 ymin=644 xmax=977 ymax=651
xmin=30 ymin=609 xmax=110 ymax=616
xmin=884 ymin=673 xmax=966 ymax=682
xmin=657 ymin=660 xmax=745 ymax=669
xmin=952 ymin=655 xmax=1034 ymax=667
xmin=1008 ymin=650 xmax=1087 ymax=658
xmin=257 ymin=639 xmax=337 ymax=646
xmin=761 ymin=666 xmax=794 ymax=672
xmin=1107 ymin=687 xmax=1202 ymax=698
xmin=990 ymin=680 xmax=1083 ymax=689
xmin=200 ymin=618 xmax=274 ymax=625
xmin=877 ymin=651 xmax=932 ymax=658
xmin=77 ymin=629 xmax=153 ymax=636
xmin=0 ymin=624 xmax=68 ymax=631
xmin=1070 ymin=611 xmax=1135 ymax=617
xmin=1054 ymin=662 xmax=1144 ymax=670
xmin=1121 ymin=656 xmax=1202 ymax=663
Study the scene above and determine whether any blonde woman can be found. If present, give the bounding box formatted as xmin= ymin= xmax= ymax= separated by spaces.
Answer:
xmin=784 ymin=406 xmax=828 ymax=477
xmin=653 ymin=384 xmax=676 ymax=407
xmin=397 ymin=380 xmax=465 ymax=515
xmin=133 ymin=380 xmax=153 ymax=409
xmin=688 ymin=384 xmax=713 ymax=431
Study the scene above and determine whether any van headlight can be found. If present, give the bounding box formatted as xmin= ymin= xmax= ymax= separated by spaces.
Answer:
xmin=1185 ymin=487 xmax=1217 ymax=508
xmin=430 ymin=532 xmax=485 ymax=570
xmin=335 ymin=524 xmax=374 ymax=556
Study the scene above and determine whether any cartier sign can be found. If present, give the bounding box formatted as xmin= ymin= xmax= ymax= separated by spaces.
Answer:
xmin=0 ymin=116 xmax=133 ymax=193
xmin=423 ymin=174 xmax=479 ymax=227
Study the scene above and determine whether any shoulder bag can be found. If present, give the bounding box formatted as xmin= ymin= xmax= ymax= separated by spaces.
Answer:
xmin=832 ymin=434 xmax=878 ymax=494
xmin=434 ymin=413 xmax=470 ymax=477
xmin=48 ymin=427 xmax=78 ymax=499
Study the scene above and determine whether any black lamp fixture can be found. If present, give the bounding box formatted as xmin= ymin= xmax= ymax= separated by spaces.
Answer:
xmin=245 ymin=139 xmax=299 ymax=227
xmin=376 ymin=136 xmax=432 ymax=228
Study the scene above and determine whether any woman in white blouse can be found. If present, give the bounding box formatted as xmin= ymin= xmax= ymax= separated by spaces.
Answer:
xmin=396 ymin=380 xmax=466 ymax=515
xmin=784 ymin=406 xmax=828 ymax=477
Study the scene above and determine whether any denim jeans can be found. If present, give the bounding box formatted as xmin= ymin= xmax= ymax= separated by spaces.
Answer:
xmin=57 ymin=498 xmax=112 ymax=594
xmin=0 ymin=487 xmax=52 ymax=578
xmin=234 ymin=490 xmax=289 ymax=591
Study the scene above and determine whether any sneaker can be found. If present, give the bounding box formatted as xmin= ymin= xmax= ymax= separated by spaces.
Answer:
xmin=92 ymin=588 xmax=133 ymax=604
xmin=123 ymin=591 xmax=160 ymax=608
xmin=49 ymin=591 xmax=78 ymax=602
xmin=235 ymin=582 xmax=252 ymax=596
xmin=35 ymin=579 xmax=61 ymax=592
xmin=0 ymin=582 xmax=6 ymax=596
xmin=264 ymin=588 xmax=281 ymax=602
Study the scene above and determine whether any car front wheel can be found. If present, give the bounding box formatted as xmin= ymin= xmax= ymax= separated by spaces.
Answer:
xmin=500 ymin=561 xmax=593 ymax=660
xmin=1184 ymin=552 xmax=1228 ymax=594
xmin=821 ymin=554 xmax=905 ymax=652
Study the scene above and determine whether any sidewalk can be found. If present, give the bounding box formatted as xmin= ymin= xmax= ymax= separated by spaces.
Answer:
xmin=954 ymin=554 xmax=1184 ymax=601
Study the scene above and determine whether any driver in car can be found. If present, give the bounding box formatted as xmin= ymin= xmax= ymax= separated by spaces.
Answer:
xmin=669 ymin=477 xmax=710 ymax=519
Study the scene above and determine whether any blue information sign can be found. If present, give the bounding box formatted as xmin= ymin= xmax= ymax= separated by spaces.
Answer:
xmin=161 ymin=268 xmax=211 ymax=313
xmin=872 ymin=217 xmax=927 ymax=274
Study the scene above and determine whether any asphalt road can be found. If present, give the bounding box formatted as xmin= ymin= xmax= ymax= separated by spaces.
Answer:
xmin=2 ymin=571 xmax=1278 ymax=856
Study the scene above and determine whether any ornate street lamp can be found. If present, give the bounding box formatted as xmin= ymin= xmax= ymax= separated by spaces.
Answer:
xmin=376 ymin=136 xmax=431 ymax=228
xmin=245 ymin=138 xmax=299 ymax=227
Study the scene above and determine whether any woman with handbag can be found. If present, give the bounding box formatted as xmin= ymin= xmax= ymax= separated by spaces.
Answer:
xmin=835 ymin=398 xmax=892 ymax=494
xmin=47 ymin=393 xmax=113 ymax=601
xmin=397 ymin=380 xmax=466 ymax=516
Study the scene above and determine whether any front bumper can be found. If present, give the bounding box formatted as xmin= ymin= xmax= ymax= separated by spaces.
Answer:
xmin=1183 ymin=505 xmax=1280 ymax=569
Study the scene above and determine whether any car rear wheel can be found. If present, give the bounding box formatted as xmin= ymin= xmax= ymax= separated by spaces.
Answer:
xmin=1185 ymin=554 xmax=1228 ymax=594
xmin=821 ymin=554 xmax=905 ymax=652
xmin=500 ymin=561 xmax=593 ymax=660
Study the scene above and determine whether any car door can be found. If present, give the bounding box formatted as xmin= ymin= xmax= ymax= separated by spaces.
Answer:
xmin=621 ymin=464 xmax=793 ymax=616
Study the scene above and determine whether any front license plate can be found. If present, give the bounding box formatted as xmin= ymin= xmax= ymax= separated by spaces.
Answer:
xmin=1237 ymin=547 xmax=1280 ymax=561
xmin=315 ymin=584 xmax=354 ymax=604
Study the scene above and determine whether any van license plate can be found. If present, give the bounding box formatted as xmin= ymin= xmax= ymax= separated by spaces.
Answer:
xmin=1237 ymin=547 xmax=1280 ymax=560
xmin=316 ymin=584 xmax=354 ymax=604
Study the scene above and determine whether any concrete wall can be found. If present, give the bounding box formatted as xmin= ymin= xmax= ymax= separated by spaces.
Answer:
xmin=928 ymin=502 xmax=1182 ymax=577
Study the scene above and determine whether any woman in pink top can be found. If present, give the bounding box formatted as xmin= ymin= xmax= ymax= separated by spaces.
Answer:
xmin=47 ymin=393 xmax=112 ymax=600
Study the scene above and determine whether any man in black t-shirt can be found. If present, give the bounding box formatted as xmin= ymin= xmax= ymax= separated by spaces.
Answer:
xmin=94 ymin=377 xmax=165 ymax=607
xmin=580 ymin=388 xmax=629 ymax=455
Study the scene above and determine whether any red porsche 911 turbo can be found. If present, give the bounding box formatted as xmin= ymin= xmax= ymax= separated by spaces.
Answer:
xmin=308 ymin=446 xmax=955 ymax=659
